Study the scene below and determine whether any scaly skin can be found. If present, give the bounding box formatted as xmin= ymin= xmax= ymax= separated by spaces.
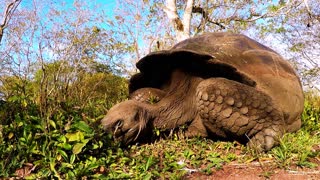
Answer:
xmin=129 ymin=88 xmax=165 ymax=104
xmin=195 ymin=78 xmax=285 ymax=151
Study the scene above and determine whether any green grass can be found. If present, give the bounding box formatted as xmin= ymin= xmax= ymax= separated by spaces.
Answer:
xmin=0 ymin=93 xmax=319 ymax=179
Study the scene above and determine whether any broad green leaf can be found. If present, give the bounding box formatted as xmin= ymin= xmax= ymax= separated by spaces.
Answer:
xmin=49 ymin=120 xmax=56 ymax=129
xmin=70 ymin=154 xmax=76 ymax=164
xmin=72 ymin=121 xmax=93 ymax=134
xmin=49 ymin=158 xmax=56 ymax=172
xmin=65 ymin=131 xmax=84 ymax=142
xmin=40 ymin=168 xmax=51 ymax=177
xmin=18 ymin=122 xmax=23 ymax=127
xmin=22 ymin=99 xmax=27 ymax=107
xmin=33 ymin=124 xmax=44 ymax=131
xmin=72 ymin=139 xmax=89 ymax=154
xmin=31 ymin=149 xmax=42 ymax=155
xmin=25 ymin=174 xmax=38 ymax=180
xmin=143 ymin=173 xmax=152 ymax=180
xmin=92 ymin=144 xmax=99 ymax=149
xmin=58 ymin=149 xmax=68 ymax=161
xmin=8 ymin=132 xmax=14 ymax=139
xmin=72 ymin=143 xmax=86 ymax=154
xmin=56 ymin=154 xmax=62 ymax=161
xmin=57 ymin=142 xmax=72 ymax=150
xmin=60 ymin=162 xmax=74 ymax=169
xmin=58 ymin=135 xmax=67 ymax=143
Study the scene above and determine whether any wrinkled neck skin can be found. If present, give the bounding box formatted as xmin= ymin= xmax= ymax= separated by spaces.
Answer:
xmin=145 ymin=69 xmax=202 ymax=130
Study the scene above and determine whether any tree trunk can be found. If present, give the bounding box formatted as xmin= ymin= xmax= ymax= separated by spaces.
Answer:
xmin=164 ymin=0 xmax=194 ymax=42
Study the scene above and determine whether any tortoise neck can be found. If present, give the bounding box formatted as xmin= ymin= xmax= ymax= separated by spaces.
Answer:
xmin=149 ymin=70 xmax=202 ymax=129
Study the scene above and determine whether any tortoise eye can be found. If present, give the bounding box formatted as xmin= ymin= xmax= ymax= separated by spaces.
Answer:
xmin=134 ymin=112 xmax=139 ymax=122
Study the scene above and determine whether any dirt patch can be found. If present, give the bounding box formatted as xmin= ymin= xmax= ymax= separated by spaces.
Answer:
xmin=185 ymin=160 xmax=320 ymax=180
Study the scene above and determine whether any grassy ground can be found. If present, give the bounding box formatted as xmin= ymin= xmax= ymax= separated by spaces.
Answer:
xmin=101 ymin=128 xmax=320 ymax=179
xmin=1 ymin=93 xmax=320 ymax=179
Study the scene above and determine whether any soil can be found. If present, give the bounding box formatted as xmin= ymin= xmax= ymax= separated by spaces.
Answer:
xmin=185 ymin=160 xmax=320 ymax=180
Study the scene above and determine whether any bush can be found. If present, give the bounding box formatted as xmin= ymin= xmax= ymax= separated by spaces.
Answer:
xmin=0 ymin=61 xmax=128 ymax=178
xmin=301 ymin=91 xmax=320 ymax=132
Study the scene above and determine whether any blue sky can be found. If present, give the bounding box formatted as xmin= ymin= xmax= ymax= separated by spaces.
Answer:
xmin=17 ymin=0 xmax=116 ymax=17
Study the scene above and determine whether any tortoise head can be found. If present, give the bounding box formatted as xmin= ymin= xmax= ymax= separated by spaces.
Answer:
xmin=101 ymin=100 xmax=150 ymax=145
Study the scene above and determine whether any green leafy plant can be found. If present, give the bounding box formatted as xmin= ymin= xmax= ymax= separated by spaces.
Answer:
xmin=1 ymin=89 xmax=320 ymax=178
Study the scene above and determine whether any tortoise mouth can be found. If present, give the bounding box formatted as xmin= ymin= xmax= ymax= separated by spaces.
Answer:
xmin=129 ymin=51 xmax=256 ymax=94
xmin=112 ymin=124 xmax=147 ymax=145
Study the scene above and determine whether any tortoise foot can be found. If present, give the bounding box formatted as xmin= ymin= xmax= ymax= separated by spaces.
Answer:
xmin=184 ymin=115 xmax=208 ymax=138
xmin=247 ymin=125 xmax=283 ymax=152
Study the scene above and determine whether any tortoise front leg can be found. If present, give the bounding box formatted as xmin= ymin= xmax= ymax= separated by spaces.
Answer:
xmin=196 ymin=78 xmax=286 ymax=152
xmin=184 ymin=114 xmax=208 ymax=138
xmin=130 ymin=88 xmax=165 ymax=104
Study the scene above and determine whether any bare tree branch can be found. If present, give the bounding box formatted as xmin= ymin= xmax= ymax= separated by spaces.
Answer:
xmin=192 ymin=6 xmax=225 ymax=30
xmin=303 ymin=0 xmax=312 ymax=16
xmin=0 ymin=0 xmax=22 ymax=44
xmin=229 ymin=1 xmax=300 ymax=23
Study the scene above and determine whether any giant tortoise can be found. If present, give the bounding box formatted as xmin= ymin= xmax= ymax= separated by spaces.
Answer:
xmin=101 ymin=32 xmax=304 ymax=152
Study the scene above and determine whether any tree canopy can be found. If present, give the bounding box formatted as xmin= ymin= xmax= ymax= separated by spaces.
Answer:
xmin=1 ymin=0 xmax=319 ymax=89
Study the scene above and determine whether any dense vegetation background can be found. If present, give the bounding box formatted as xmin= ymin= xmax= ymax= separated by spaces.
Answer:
xmin=0 ymin=0 xmax=319 ymax=179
